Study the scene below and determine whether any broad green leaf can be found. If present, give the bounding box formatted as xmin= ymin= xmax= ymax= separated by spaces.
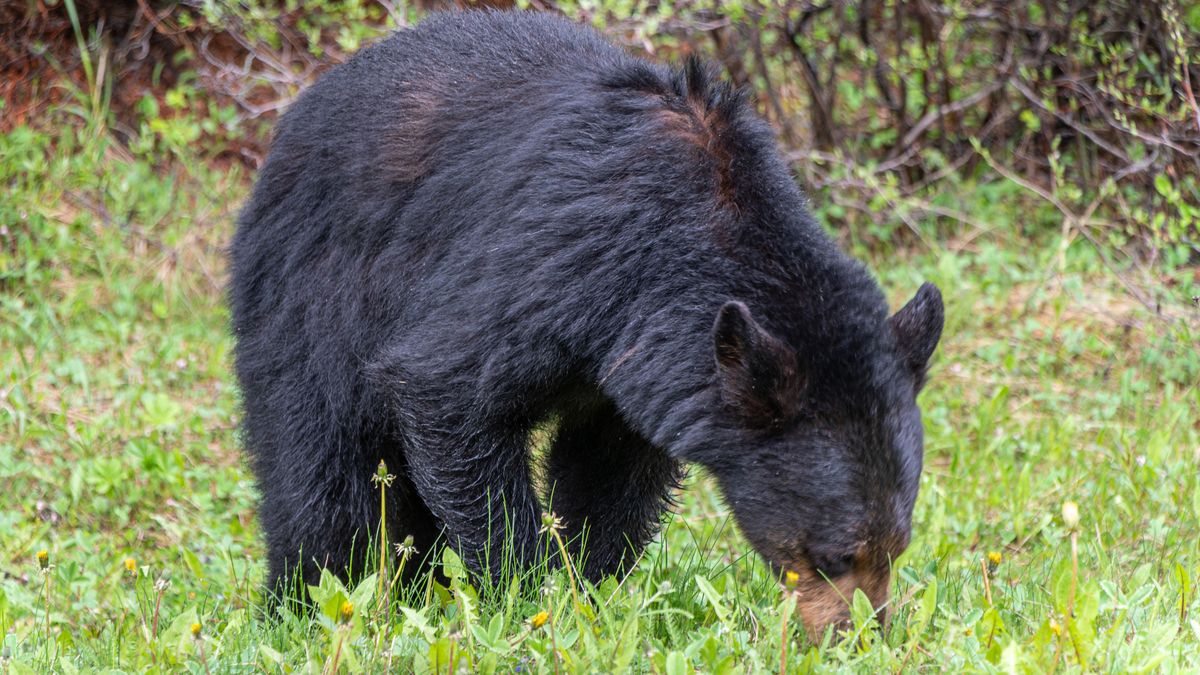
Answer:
xmin=916 ymin=578 xmax=938 ymax=631
xmin=308 ymin=568 xmax=350 ymax=626
xmin=611 ymin=611 xmax=639 ymax=672
xmin=258 ymin=644 xmax=284 ymax=667
xmin=665 ymin=650 xmax=689 ymax=675
xmin=695 ymin=575 xmax=731 ymax=625
xmin=400 ymin=606 xmax=437 ymax=643
xmin=159 ymin=607 xmax=199 ymax=663
xmin=349 ymin=573 xmax=378 ymax=612
xmin=442 ymin=547 xmax=467 ymax=581
xmin=1067 ymin=581 xmax=1100 ymax=669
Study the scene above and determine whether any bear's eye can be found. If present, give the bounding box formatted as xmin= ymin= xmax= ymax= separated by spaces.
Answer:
xmin=812 ymin=553 xmax=855 ymax=579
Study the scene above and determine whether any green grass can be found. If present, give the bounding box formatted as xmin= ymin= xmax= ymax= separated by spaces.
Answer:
xmin=3 ymin=94 xmax=1200 ymax=673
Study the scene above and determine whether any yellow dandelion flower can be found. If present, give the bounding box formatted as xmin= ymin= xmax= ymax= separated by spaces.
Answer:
xmin=36 ymin=550 xmax=49 ymax=569
xmin=124 ymin=557 xmax=137 ymax=574
xmin=340 ymin=600 xmax=354 ymax=622
xmin=530 ymin=611 xmax=550 ymax=629
xmin=1049 ymin=618 xmax=1062 ymax=636
xmin=190 ymin=622 xmax=202 ymax=639
xmin=784 ymin=570 xmax=801 ymax=590
xmin=987 ymin=551 xmax=1002 ymax=565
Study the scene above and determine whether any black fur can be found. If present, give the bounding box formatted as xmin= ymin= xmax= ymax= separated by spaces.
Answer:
xmin=229 ymin=10 xmax=944 ymax=594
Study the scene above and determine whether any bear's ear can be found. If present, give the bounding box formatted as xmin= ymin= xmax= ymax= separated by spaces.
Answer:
xmin=888 ymin=282 xmax=944 ymax=389
xmin=713 ymin=301 xmax=803 ymax=427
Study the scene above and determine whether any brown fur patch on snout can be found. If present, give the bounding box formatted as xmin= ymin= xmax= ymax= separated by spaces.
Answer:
xmin=789 ymin=558 xmax=892 ymax=638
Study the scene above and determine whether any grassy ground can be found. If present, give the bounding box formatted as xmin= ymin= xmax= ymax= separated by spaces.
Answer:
xmin=3 ymin=89 xmax=1200 ymax=673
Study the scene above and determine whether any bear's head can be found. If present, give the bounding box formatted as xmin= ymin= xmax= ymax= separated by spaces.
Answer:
xmin=698 ymin=282 xmax=943 ymax=637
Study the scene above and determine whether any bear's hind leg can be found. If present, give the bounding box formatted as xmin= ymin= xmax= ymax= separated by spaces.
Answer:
xmin=256 ymin=431 xmax=442 ymax=603
xmin=258 ymin=457 xmax=377 ymax=601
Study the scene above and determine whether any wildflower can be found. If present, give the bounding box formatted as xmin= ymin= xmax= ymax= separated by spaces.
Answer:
xmin=1061 ymin=501 xmax=1080 ymax=529
xmin=190 ymin=622 xmax=202 ymax=639
xmin=538 ymin=512 xmax=563 ymax=535
xmin=1049 ymin=618 xmax=1062 ymax=636
xmin=530 ymin=611 xmax=550 ymax=629
xmin=987 ymin=551 xmax=1003 ymax=566
xmin=124 ymin=557 xmax=137 ymax=575
xmin=372 ymin=460 xmax=395 ymax=488
xmin=340 ymin=600 xmax=354 ymax=623
xmin=784 ymin=570 xmax=801 ymax=590
xmin=395 ymin=535 xmax=418 ymax=559
xmin=36 ymin=550 xmax=49 ymax=570
xmin=657 ymin=580 xmax=673 ymax=595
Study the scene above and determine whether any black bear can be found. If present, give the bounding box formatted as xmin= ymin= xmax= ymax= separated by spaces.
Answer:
xmin=229 ymin=10 xmax=943 ymax=634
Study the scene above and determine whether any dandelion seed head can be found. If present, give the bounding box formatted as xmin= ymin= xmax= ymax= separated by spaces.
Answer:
xmin=1061 ymin=501 xmax=1080 ymax=529
xmin=538 ymin=512 xmax=564 ymax=535
xmin=394 ymin=537 xmax=419 ymax=558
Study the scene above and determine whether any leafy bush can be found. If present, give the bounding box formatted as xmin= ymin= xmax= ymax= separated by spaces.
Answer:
xmin=7 ymin=1 xmax=1196 ymax=255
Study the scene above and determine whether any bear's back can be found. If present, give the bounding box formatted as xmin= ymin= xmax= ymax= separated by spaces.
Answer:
xmin=368 ymin=10 xmax=624 ymax=80
xmin=274 ymin=11 xmax=625 ymax=154
xmin=240 ymin=11 xmax=634 ymax=228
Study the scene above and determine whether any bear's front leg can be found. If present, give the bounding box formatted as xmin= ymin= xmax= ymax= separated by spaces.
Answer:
xmin=546 ymin=399 xmax=682 ymax=582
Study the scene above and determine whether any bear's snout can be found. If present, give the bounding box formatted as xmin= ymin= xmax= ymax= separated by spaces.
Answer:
xmin=789 ymin=563 xmax=891 ymax=638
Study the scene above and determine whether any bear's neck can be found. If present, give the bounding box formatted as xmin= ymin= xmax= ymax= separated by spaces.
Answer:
xmin=593 ymin=302 xmax=719 ymax=456
xmin=588 ymin=238 xmax=880 ymax=459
